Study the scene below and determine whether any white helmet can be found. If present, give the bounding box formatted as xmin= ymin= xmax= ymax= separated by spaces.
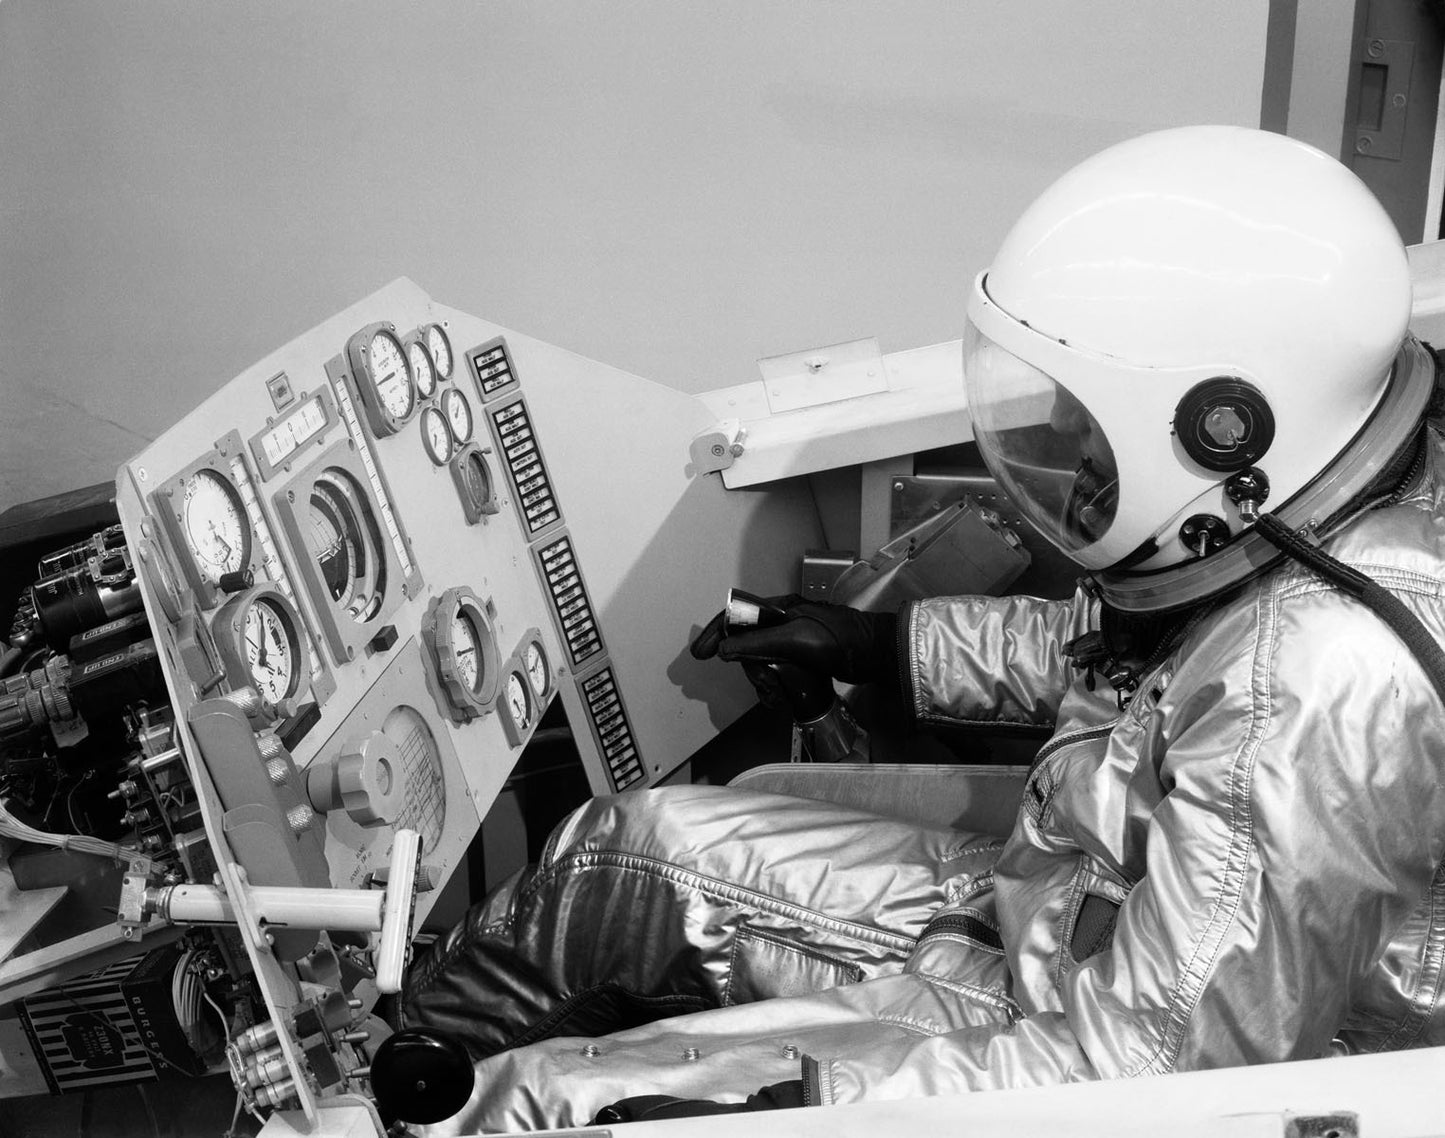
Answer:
xmin=964 ymin=125 xmax=1433 ymax=612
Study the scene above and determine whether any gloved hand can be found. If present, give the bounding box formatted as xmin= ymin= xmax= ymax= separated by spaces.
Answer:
xmin=592 ymin=1080 xmax=807 ymax=1123
xmin=691 ymin=594 xmax=899 ymax=690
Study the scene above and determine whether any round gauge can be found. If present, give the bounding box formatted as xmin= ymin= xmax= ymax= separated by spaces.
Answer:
xmin=347 ymin=323 xmax=416 ymax=437
xmin=382 ymin=706 xmax=446 ymax=856
xmin=426 ymin=323 xmax=454 ymax=380
xmin=505 ymin=672 xmax=532 ymax=729
xmin=308 ymin=470 xmax=387 ymax=623
xmin=180 ymin=469 xmax=252 ymax=585
xmin=441 ymin=388 xmax=473 ymax=444
xmin=243 ymin=597 xmax=298 ymax=703
xmin=212 ymin=586 xmax=306 ymax=711
xmin=409 ymin=339 xmax=438 ymax=400
xmin=420 ymin=587 xmax=501 ymax=721
xmin=523 ymin=641 xmax=549 ymax=698
xmin=450 ymin=609 xmax=482 ymax=693
xmin=448 ymin=444 xmax=499 ymax=525
xmin=420 ymin=406 xmax=452 ymax=466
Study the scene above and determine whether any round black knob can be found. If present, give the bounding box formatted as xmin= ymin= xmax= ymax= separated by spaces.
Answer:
xmin=370 ymin=1028 xmax=474 ymax=1125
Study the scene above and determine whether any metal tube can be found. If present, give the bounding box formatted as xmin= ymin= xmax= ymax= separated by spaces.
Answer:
xmin=154 ymin=883 xmax=385 ymax=930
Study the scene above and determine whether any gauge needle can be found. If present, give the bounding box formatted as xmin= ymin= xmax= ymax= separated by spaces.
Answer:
xmin=209 ymin=520 xmax=232 ymax=561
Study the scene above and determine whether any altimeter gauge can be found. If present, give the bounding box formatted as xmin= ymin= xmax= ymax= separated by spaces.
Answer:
xmin=420 ymin=587 xmax=501 ymax=722
xmin=421 ymin=406 xmax=453 ymax=466
xmin=212 ymin=586 xmax=306 ymax=711
xmin=425 ymin=323 xmax=454 ymax=380
xmin=409 ymin=337 xmax=439 ymax=400
xmin=441 ymin=387 xmax=473 ymax=444
xmin=346 ymin=322 xmax=416 ymax=437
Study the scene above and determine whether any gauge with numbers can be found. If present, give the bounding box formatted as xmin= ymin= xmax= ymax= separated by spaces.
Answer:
xmin=181 ymin=469 xmax=252 ymax=585
xmin=408 ymin=337 xmax=439 ymax=400
xmin=441 ymin=387 xmax=473 ymax=444
xmin=420 ymin=587 xmax=501 ymax=722
xmin=499 ymin=669 xmax=534 ymax=746
xmin=448 ymin=443 xmax=500 ymax=525
xmin=425 ymin=323 xmax=454 ymax=380
xmin=346 ymin=322 xmax=416 ymax=437
xmin=420 ymin=406 xmax=452 ymax=466
xmin=522 ymin=638 xmax=550 ymax=698
xmin=212 ymin=585 xmax=305 ymax=709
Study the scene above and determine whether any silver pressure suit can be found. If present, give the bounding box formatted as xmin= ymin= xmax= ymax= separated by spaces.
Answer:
xmin=406 ymin=432 xmax=1445 ymax=1133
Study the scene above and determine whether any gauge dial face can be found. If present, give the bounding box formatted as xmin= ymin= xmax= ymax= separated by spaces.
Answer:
xmin=441 ymin=388 xmax=472 ymax=444
xmin=309 ymin=470 xmax=386 ymax=623
xmin=523 ymin=641 xmax=549 ymax=697
xmin=426 ymin=324 xmax=453 ymax=380
xmin=244 ymin=598 xmax=297 ymax=703
xmin=368 ymin=330 xmax=414 ymax=419
xmin=409 ymin=340 xmax=438 ymax=399
xmin=505 ymin=672 xmax=531 ymax=729
xmin=181 ymin=470 xmax=251 ymax=584
xmin=421 ymin=407 xmax=452 ymax=465
xmin=450 ymin=610 xmax=482 ymax=692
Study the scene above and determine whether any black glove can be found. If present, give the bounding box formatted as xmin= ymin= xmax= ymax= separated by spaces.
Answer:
xmin=690 ymin=594 xmax=899 ymax=690
xmin=592 ymin=1080 xmax=807 ymax=1123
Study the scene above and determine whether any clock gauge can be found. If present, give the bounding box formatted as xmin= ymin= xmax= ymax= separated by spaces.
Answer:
xmin=420 ymin=587 xmax=501 ymax=722
xmin=441 ymin=387 xmax=473 ymax=444
xmin=346 ymin=322 xmax=416 ymax=437
xmin=409 ymin=337 xmax=439 ymax=400
xmin=212 ymin=586 xmax=306 ymax=711
xmin=425 ymin=323 xmax=454 ymax=380
xmin=421 ymin=406 xmax=453 ymax=466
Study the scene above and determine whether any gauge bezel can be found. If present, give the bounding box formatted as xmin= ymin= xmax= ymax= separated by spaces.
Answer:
xmin=424 ymin=322 xmax=455 ymax=381
xmin=497 ymin=668 xmax=535 ymax=747
xmin=405 ymin=334 xmax=440 ymax=401
xmin=499 ymin=629 xmax=553 ymax=746
xmin=441 ymin=387 xmax=473 ymax=445
xmin=271 ymin=439 xmax=421 ymax=666
xmin=212 ymin=584 xmax=312 ymax=713
xmin=448 ymin=442 xmax=501 ymax=525
xmin=420 ymin=406 xmax=453 ymax=466
xmin=420 ymin=586 xmax=502 ymax=723
xmin=149 ymin=453 xmax=262 ymax=610
xmin=346 ymin=321 xmax=417 ymax=438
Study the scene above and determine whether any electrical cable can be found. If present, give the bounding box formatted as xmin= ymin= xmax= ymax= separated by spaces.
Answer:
xmin=0 ymin=796 xmax=136 ymax=861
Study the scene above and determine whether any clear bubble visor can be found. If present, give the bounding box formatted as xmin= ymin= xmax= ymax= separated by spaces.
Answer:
xmin=963 ymin=319 xmax=1119 ymax=554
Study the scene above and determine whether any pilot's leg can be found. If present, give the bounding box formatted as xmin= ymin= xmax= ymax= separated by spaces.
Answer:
xmin=404 ymin=783 xmax=1001 ymax=1059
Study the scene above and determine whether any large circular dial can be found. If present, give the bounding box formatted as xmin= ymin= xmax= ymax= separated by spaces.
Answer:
xmin=450 ymin=610 xmax=481 ymax=693
xmin=441 ymin=388 xmax=473 ymax=444
xmin=181 ymin=470 xmax=251 ymax=584
xmin=421 ymin=406 xmax=452 ymax=466
xmin=243 ymin=597 xmax=298 ymax=703
xmin=425 ymin=323 xmax=453 ymax=380
xmin=409 ymin=339 xmax=438 ymax=400
xmin=369 ymin=330 xmax=414 ymax=418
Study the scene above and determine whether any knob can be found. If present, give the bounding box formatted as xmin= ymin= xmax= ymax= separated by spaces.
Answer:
xmin=306 ymin=731 xmax=404 ymax=827
xmin=369 ymin=1028 xmax=475 ymax=1126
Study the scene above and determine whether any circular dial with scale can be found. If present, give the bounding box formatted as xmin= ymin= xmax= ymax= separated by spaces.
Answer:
xmin=243 ymin=597 xmax=298 ymax=703
xmin=505 ymin=672 xmax=531 ymax=730
xmin=212 ymin=586 xmax=306 ymax=711
xmin=426 ymin=323 xmax=453 ymax=380
xmin=450 ymin=609 xmax=482 ymax=693
xmin=523 ymin=640 xmax=549 ymax=698
xmin=448 ymin=444 xmax=499 ymax=525
xmin=441 ymin=388 xmax=472 ymax=444
xmin=347 ymin=323 xmax=416 ymax=437
xmin=420 ymin=587 xmax=500 ymax=721
xmin=421 ymin=406 xmax=452 ymax=466
xmin=180 ymin=469 xmax=252 ymax=585
xmin=409 ymin=339 xmax=438 ymax=400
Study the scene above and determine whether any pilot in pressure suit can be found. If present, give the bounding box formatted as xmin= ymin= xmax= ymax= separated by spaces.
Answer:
xmin=405 ymin=126 xmax=1445 ymax=1131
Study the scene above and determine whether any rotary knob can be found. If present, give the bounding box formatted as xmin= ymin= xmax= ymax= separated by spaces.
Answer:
xmin=306 ymin=731 xmax=404 ymax=827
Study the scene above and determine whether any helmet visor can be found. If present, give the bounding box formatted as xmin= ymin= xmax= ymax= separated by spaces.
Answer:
xmin=963 ymin=319 xmax=1119 ymax=554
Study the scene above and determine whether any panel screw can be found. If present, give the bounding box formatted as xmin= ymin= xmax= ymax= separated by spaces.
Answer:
xmin=582 ymin=1044 xmax=600 ymax=1057
xmin=782 ymin=1045 xmax=800 ymax=1059
xmin=682 ymin=1047 xmax=700 ymax=1062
